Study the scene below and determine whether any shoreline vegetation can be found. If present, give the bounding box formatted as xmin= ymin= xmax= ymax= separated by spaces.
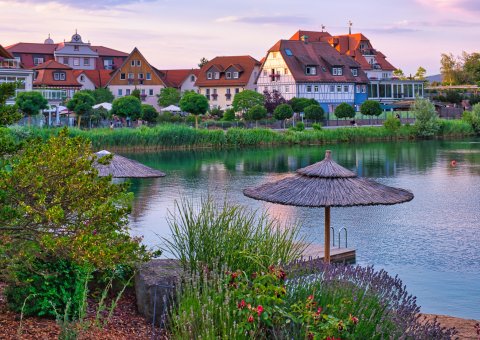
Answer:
xmin=5 ymin=119 xmax=475 ymax=152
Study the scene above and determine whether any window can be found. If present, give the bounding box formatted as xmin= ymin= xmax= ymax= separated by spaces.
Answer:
xmin=337 ymin=85 xmax=342 ymax=92
xmin=74 ymin=45 xmax=79 ymax=51
xmin=120 ymin=73 xmax=126 ymax=80
xmin=284 ymin=68 xmax=289 ymax=75
xmin=206 ymin=89 xmax=210 ymax=95
xmin=226 ymin=72 xmax=231 ymax=79
xmin=306 ymin=85 xmax=312 ymax=92
xmin=128 ymin=73 xmax=134 ymax=79
xmin=131 ymin=60 xmax=135 ymax=66
xmin=314 ymin=85 xmax=319 ymax=92
xmin=214 ymin=72 xmax=220 ymax=79
xmin=330 ymin=85 xmax=335 ymax=92
xmin=233 ymin=72 xmax=239 ymax=79
xmin=84 ymin=58 xmax=90 ymax=66
xmin=126 ymin=89 xmax=131 ymax=95
xmin=356 ymin=85 xmax=360 ymax=93
xmin=138 ymin=73 xmax=144 ymax=79
xmin=285 ymin=48 xmax=293 ymax=56
xmin=226 ymin=88 xmax=231 ymax=94
xmin=118 ymin=89 xmax=123 ymax=96
xmin=382 ymin=72 xmax=389 ymax=79
xmin=73 ymin=58 xmax=80 ymax=66
xmin=332 ymin=67 xmax=343 ymax=76
xmin=264 ymin=86 xmax=268 ymax=92
xmin=33 ymin=57 xmax=44 ymax=65
xmin=80 ymin=75 xmax=85 ymax=82
xmin=190 ymin=75 xmax=195 ymax=81
xmin=136 ymin=60 xmax=141 ymax=66
xmin=263 ymin=70 xmax=267 ymax=76
xmin=149 ymin=89 xmax=154 ymax=96
xmin=235 ymin=88 xmax=240 ymax=94
xmin=63 ymin=57 xmax=69 ymax=64
xmin=305 ymin=66 xmax=316 ymax=75
xmin=207 ymin=72 xmax=212 ymax=79
xmin=351 ymin=68 xmax=358 ymax=76
xmin=285 ymin=86 xmax=290 ymax=93
xmin=53 ymin=73 xmax=60 ymax=81
xmin=272 ymin=52 xmax=277 ymax=58
xmin=146 ymin=73 xmax=151 ymax=80
xmin=344 ymin=85 xmax=349 ymax=92
xmin=362 ymin=85 xmax=366 ymax=93
xmin=141 ymin=89 xmax=146 ymax=95
xmin=104 ymin=59 xmax=113 ymax=69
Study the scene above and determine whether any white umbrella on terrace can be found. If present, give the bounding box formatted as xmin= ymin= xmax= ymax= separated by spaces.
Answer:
xmin=93 ymin=102 xmax=112 ymax=111
xmin=161 ymin=105 xmax=181 ymax=112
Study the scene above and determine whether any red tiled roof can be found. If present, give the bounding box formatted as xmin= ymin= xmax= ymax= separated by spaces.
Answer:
xmin=73 ymin=69 xmax=113 ymax=88
xmin=267 ymin=40 xmax=369 ymax=83
xmin=5 ymin=42 xmax=128 ymax=57
xmin=0 ymin=44 xmax=14 ymax=59
xmin=290 ymin=30 xmax=332 ymax=42
xmin=33 ymin=64 xmax=82 ymax=87
xmin=32 ymin=60 xmax=71 ymax=70
xmin=159 ymin=69 xmax=199 ymax=88
xmin=195 ymin=55 xmax=260 ymax=87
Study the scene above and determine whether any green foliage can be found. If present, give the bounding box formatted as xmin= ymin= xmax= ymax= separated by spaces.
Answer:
xmin=290 ymin=121 xmax=305 ymax=132
xmin=111 ymin=95 xmax=142 ymax=120
xmin=414 ymin=66 xmax=427 ymax=80
xmin=393 ymin=69 xmax=406 ymax=80
xmin=15 ymin=91 xmax=48 ymax=119
xmin=179 ymin=91 xmax=209 ymax=128
xmin=360 ymin=100 xmax=382 ymax=117
xmin=412 ymin=98 xmax=440 ymax=137
xmin=245 ymin=104 xmax=267 ymax=122
xmin=141 ymin=104 xmax=158 ymax=124
xmin=157 ymin=87 xmax=181 ymax=107
xmin=67 ymin=91 xmax=96 ymax=127
xmin=208 ymin=107 xmax=224 ymax=119
xmin=273 ymin=104 xmax=293 ymax=123
xmin=384 ymin=115 xmax=401 ymax=132
xmin=0 ymin=83 xmax=22 ymax=126
xmin=83 ymin=88 xmax=114 ymax=104
xmin=198 ymin=57 xmax=209 ymax=68
xmin=130 ymin=89 xmax=141 ymax=100
xmin=288 ymin=97 xmax=318 ymax=113
xmin=445 ymin=90 xmax=463 ymax=104
xmin=232 ymin=90 xmax=264 ymax=114
xmin=335 ymin=103 xmax=355 ymax=119
xmin=304 ymin=104 xmax=325 ymax=121
xmin=163 ymin=196 xmax=306 ymax=275
xmin=463 ymin=103 xmax=480 ymax=134
xmin=469 ymin=94 xmax=480 ymax=105
xmin=312 ymin=123 xmax=322 ymax=131
xmin=222 ymin=108 xmax=236 ymax=121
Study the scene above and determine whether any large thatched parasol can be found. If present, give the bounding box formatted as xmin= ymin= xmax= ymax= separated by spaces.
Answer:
xmin=94 ymin=150 xmax=166 ymax=178
xmin=243 ymin=150 xmax=413 ymax=263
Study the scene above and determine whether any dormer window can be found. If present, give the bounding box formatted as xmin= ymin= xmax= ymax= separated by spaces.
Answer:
xmin=214 ymin=72 xmax=220 ymax=79
xmin=53 ymin=72 xmax=66 ymax=81
xmin=226 ymin=72 xmax=231 ymax=79
xmin=351 ymin=68 xmax=358 ymax=77
xmin=74 ymin=45 xmax=79 ymax=51
xmin=190 ymin=75 xmax=195 ymax=81
xmin=332 ymin=67 xmax=343 ymax=76
xmin=207 ymin=72 xmax=213 ymax=79
xmin=233 ymin=72 xmax=239 ymax=79
xmin=305 ymin=66 xmax=316 ymax=75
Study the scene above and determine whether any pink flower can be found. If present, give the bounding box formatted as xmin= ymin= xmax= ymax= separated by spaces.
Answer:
xmin=92 ymin=229 xmax=97 ymax=235
xmin=257 ymin=305 xmax=264 ymax=316
xmin=316 ymin=307 xmax=322 ymax=315
xmin=307 ymin=295 xmax=314 ymax=301
xmin=238 ymin=300 xmax=246 ymax=309
xmin=248 ymin=315 xmax=254 ymax=323
xmin=349 ymin=314 xmax=359 ymax=324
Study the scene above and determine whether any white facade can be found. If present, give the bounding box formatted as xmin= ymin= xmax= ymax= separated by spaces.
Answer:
xmin=109 ymin=84 xmax=164 ymax=111
xmin=0 ymin=58 xmax=34 ymax=105
xmin=256 ymin=52 xmax=296 ymax=100
xmin=77 ymin=73 xmax=96 ymax=90
xmin=180 ymin=73 xmax=198 ymax=93
xmin=54 ymin=32 xmax=99 ymax=70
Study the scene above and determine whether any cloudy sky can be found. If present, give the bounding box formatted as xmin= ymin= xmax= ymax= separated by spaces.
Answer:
xmin=1 ymin=0 xmax=479 ymax=75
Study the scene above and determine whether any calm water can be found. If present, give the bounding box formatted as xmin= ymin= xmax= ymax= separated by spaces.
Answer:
xmin=123 ymin=140 xmax=480 ymax=320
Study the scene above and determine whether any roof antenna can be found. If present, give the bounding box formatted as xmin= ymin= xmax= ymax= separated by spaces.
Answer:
xmin=321 ymin=24 xmax=326 ymax=32
xmin=348 ymin=20 xmax=352 ymax=35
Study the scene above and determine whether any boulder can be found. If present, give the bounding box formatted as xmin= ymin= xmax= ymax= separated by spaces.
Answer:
xmin=135 ymin=259 xmax=183 ymax=327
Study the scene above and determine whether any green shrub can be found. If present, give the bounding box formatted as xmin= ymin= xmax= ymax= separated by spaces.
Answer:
xmin=463 ymin=103 xmax=480 ymax=134
xmin=294 ymin=122 xmax=305 ymax=131
xmin=412 ymin=98 xmax=440 ymax=137
xmin=312 ymin=123 xmax=322 ymax=131
xmin=383 ymin=115 xmax=401 ymax=132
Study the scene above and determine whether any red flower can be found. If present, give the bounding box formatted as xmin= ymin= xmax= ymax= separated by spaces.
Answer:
xmin=92 ymin=229 xmax=97 ymax=235
xmin=251 ymin=272 xmax=257 ymax=279
xmin=307 ymin=295 xmax=314 ymax=301
xmin=248 ymin=315 xmax=254 ymax=323
xmin=238 ymin=300 xmax=246 ymax=309
xmin=277 ymin=269 xmax=287 ymax=280
xmin=316 ymin=307 xmax=322 ymax=315
xmin=349 ymin=314 xmax=359 ymax=324
xmin=268 ymin=265 xmax=275 ymax=272
xmin=257 ymin=305 xmax=264 ymax=316
xmin=307 ymin=332 xmax=314 ymax=339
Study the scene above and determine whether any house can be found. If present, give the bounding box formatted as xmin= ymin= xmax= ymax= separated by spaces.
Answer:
xmin=0 ymin=44 xmax=34 ymax=104
xmin=6 ymin=31 xmax=128 ymax=70
xmin=106 ymin=47 xmax=166 ymax=110
xmin=195 ymin=56 xmax=261 ymax=109
xmin=290 ymin=30 xmax=424 ymax=106
xmin=32 ymin=60 xmax=82 ymax=104
xmin=256 ymin=38 xmax=369 ymax=113
xmin=74 ymin=69 xmax=114 ymax=90
xmin=160 ymin=69 xmax=199 ymax=93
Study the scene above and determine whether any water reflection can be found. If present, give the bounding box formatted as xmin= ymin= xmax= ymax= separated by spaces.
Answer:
xmin=123 ymin=139 xmax=480 ymax=319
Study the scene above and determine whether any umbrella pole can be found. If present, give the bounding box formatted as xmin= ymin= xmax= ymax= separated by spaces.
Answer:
xmin=324 ymin=206 xmax=331 ymax=263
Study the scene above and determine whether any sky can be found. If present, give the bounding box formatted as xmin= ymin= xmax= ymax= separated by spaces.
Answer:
xmin=1 ymin=0 xmax=479 ymax=75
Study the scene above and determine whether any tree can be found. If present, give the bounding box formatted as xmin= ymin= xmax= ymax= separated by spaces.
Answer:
xmin=158 ymin=87 xmax=181 ymax=107
xmin=93 ymin=88 xmax=114 ymax=104
xmin=263 ymin=90 xmax=286 ymax=113
xmin=131 ymin=89 xmax=141 ymax=100
xmin=334 ymin=103 xmax=355 ymax=120
xmin=288 ymin=97 xmax=319 ymax=113
xmin=440 ymin=53 xmax=459 ymax=85
xmin=393 ymin=69 xmax=406 ymax=79
xmin=111 ymin=95 xmax=143 ymax=121
xmin=198 ymin=57 xmax=209 ymax=68
xmin=141 ymin=104 xmax=158 ymax=124
xmin=273 ymin=103 xmax=293 ymax=128
xmin=0 ymin=82 xmax=22 ymax=126
xmin=245 ymin=104 xmax=267 ymax=127
xmin=304 ymin=104 xmax=325 ymax=122
xmin=415 ymin=67 xmax=427 ymax=80
xmin=222 ymin=108 xmax=236 ymax=121
xmin=412 ymin=98 xmax=439 ymax=137
xmin=179 ymin=91 xmax=209 ymax=129
xmin=15 ymin=91 xmax=48 ymax=125
xmin=232 ymin=90 xmax=264 ymax=115
xmin=462 ymin=52 xmax=480 ymax=84
xmin=360 ymin=100 xmax=382 ymax=118
xmin=445 ymin=90 xmax=463 ymax=104
xmin=67 ymin=91 xmax=95 ymax=128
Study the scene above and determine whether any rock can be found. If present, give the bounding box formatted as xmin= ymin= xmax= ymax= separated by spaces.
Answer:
xmin=135 ymin=259 xmax=183 ymax=327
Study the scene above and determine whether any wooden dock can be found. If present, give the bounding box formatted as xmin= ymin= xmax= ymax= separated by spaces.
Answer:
xmin=299 ymin=243 xmax=356 ymax=264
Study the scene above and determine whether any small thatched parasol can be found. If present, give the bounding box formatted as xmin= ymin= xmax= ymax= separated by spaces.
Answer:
xmin=94 ymin=150 xmax=166 ymax=178
xmin=244 ymin=150 xmax=413 ymax=263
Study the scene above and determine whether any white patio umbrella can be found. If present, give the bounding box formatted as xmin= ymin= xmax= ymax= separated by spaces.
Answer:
xmin=161 ymin=105 xmax=181 ymax=112
xmin=93 ymin=102 xmax=112 ymax=111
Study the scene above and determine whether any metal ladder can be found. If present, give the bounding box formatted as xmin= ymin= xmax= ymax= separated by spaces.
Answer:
xmin=330 ymin=227 xmax=348 ymax=248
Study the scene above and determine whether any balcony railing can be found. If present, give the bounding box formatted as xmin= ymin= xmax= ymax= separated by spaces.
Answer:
xmin=0 ymin=58 xmax=21 ymax=69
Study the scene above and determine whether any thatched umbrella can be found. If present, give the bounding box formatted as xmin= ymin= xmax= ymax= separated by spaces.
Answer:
xmin=243 ymin=150 xmax=413 ymax=263
xmin=94 ymin=150 xmax=166 ymax=178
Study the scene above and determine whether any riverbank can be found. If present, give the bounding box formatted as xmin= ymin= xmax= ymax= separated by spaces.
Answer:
xmin=5 ymin=119 xmax=475 ymax=152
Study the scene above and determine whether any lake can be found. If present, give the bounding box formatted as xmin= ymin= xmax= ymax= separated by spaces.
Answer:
xmin=123 ymin=139 xmax=480 ymax=320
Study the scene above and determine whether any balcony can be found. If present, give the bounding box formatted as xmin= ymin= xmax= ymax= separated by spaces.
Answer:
xmin=0 ymin=58 xmax=21 ymax=69
xmin=269 ymin=73 xmax=280 ymax=82
xmin=211 ymin=93 xmax=218 ymax=101
xmin=225 ymin=93 xmax=231 ymax=100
